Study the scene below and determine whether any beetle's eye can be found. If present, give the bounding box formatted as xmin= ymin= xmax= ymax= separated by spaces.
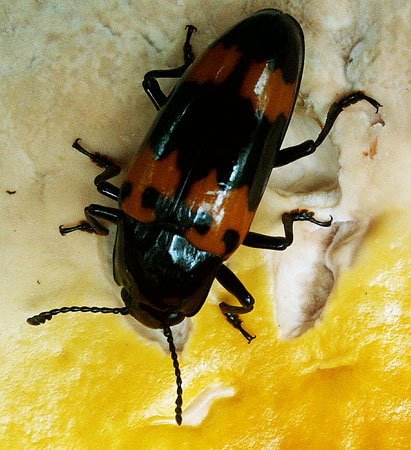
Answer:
xmin=167 ymin=311 xmax=185 ymax=323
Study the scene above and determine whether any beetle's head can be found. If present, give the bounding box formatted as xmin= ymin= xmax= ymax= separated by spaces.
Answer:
xmin=120 ymin=288 xmax=186 ymax=329
xmin=114 ymin=217 xmax=222 ymax=329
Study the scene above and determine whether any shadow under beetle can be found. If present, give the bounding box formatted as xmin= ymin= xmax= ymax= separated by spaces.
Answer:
xmin=28 ymin=9 xmax=381 ymax=425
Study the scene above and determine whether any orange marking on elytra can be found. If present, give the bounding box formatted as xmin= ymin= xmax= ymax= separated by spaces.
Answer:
xmin=184 ymin=169 xmax=255 ymax=257
xmin=121 ymin=145 xmax=181 ymax=222
xmin=184 ymin=42 xmax=243 ymax=86
xmin=239 ymin=63 xmax=297 ymax=122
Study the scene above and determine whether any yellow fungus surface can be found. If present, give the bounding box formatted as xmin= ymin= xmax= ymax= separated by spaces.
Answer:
xmin=1 ymin=212 xmax=409 ymax=449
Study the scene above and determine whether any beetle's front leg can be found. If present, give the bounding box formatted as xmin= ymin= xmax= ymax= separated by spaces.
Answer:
xmin=59 ymin=204 xmax=121 ymax=236
xmin=274 ymin=92 xmax=381 ymax=167
xmin=243 ymin=210 xmax=332 ymax=251
xmin=216 ymin=264 xmax=256 ymax=343
xmin=143 ymin=25 xmax=197 ymax=110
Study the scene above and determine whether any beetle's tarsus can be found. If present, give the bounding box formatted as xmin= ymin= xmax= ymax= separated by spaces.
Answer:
xmin=216 ymin=264 xmax=255 ymax=341
xmin=59 ymin=221 xmax=95 ymax=235
xmin=339 ymin=92 xmax=382 ymax=113
xmin=243 ymin=209 xmax=332 ymax=251
xmin=289 ymin=209 xmax=333 ymax=227
xmin=143 ymin=23 xmax=197 ymax=110
xmin=59 ymin=204 xmax=119 ymax=236
xmin=224 ymin=313 xmax=256 ymax=343
xmin=185 ymin=24 xmax=197 ymax=32
xmin=183 ymin=25 xmax=197 ymax=66
xmin=72 ymin=139 xmax=118 ymax=170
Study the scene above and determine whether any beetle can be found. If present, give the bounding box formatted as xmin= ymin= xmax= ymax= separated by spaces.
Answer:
xmin=27 ymin=9 xmax=381 ymax=425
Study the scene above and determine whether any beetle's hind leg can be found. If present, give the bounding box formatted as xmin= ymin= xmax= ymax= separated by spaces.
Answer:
xmin=143 ymin=25 xmax=197 ymax=110
xmin=243 ymin=210 xmax=332 ymax=251
xmin=274 ymin=92 xmax=382 ymax=167
xmin=216 ymin=264 xmax=256 ymax=343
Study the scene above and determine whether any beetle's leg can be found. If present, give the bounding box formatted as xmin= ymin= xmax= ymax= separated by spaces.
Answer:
xmin=243 ymin=210 xmax=332 ymax=250
xmin=60 ymin=139 xmax=121 ymax=235
xmin=216 ymin=264 xmax=256 ymax=343
xmin=143 ymin=25 xmax=197 ymax=110
xmin=59 ymin=204 xmax=120 ymax=236
xmin=27 ymin=306 xmax=129 ymax=326
xmin=274 ymin=92 xmax=382 ymax=167
xmin=72 ymin=139 xmax=120 ymax=201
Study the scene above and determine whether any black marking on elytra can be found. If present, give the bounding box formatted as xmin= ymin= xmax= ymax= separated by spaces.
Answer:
xmin=119 ymin=181 xmax=132 ymax=205
xmin=222 ymin=229 xmax=240 ymax=255
xmin=141 ymin=10 xmax=303 ymax=214
xmin=218 ymin=10 xmax=304 ymax=84
xmin=193 ymin=223 xmax=211 ymax=235
xmin=248 ymin=113 xmax=288 ymax=210
xmin=192 ymin=210 xmax=212 ymax=235
xmin=146 ymin=75 xmax=271 ymax=212
xmin=149 ymin=58 xmax=272 ymax=185
xmin=141 ymin=187 xmax=160 ymax=209
xmin=139 ymin=189 xmax=213 ymax=240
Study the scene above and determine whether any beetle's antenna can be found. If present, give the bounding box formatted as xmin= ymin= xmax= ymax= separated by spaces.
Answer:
xmin=27 ymin=306 xmax=129 ymax=325
xmin=163 ymin=325 xmax=183 ymax=425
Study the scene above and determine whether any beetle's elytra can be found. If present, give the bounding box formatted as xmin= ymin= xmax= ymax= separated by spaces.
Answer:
xmin=28 ymin=9 xmax=381 ymax=425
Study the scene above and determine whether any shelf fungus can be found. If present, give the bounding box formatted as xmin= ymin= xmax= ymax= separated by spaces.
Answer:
xmin=275 ymin=219 xmax=368 ymax=339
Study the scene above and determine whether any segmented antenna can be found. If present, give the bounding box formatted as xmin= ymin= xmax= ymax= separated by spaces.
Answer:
xmin=28 ymin=307 xmax=183 ymax=423
xmin=163 ymin=325 xmax=183 ymax=425
xmin=27 ymin=306 xmax=129 ymax=325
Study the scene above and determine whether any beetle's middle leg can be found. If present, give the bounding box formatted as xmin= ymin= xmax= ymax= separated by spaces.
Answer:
xmin=274 ymin=92 xmax=381 ymax=167
xmin=143 ymin=25 xmax=197 ymax=110
xmin=71 ymin=138 xmax=121 ymax=201
xmin=59 ymin=204 xmax=120 ymax=236
xmin=216 ymin=264 xmax=256 ymax=343
xmin=242 ymin=210 xmax=332 ymax=251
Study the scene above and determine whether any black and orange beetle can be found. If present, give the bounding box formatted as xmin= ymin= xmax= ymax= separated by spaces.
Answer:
xmin=28 ymin=9 xmax=381 ymax=425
